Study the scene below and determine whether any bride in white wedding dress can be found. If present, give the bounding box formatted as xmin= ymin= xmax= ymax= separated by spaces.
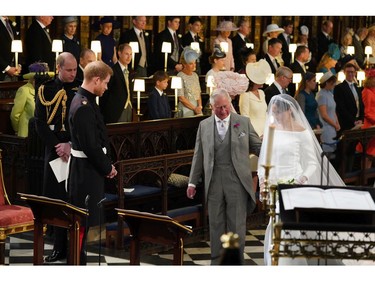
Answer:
xmin=258 ymin=94 xmax=345 ymax=265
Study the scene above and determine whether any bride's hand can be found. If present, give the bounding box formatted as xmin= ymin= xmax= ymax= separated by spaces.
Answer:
xmin=296 ymin=175 xmax=308 ymax=184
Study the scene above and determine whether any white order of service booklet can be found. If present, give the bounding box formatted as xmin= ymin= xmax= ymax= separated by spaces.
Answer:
xmin=281 ymin=187 xmax=375 ymax=211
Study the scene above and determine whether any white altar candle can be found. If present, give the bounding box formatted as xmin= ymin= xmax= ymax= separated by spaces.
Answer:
xmin=265 ymin=118 xmax=275 ymax=166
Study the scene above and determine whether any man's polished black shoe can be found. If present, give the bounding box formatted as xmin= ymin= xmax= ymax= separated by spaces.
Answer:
xmin=44 ymin=250 xmax=66 ymax=263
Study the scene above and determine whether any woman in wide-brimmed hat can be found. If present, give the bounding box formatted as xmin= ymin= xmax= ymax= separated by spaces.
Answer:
xmin=213 ymin=20 xmax=239 ymax=71
xmin=10 ymin=62 xmax=54 ymax=137
xmin=239 ymin=59 xmax=271 ymax=190
xmin=262 ymin=24 xmax=284 ymax=55
xmin=94 ymin=16 xmax=120 ymax=67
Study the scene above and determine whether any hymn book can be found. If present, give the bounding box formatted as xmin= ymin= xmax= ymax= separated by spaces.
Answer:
xmin=281 ymin=187 xmax=375 ymax=211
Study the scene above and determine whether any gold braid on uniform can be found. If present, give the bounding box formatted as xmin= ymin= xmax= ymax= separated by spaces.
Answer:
xmin=38 ymin=85 xmax=67 ymax=131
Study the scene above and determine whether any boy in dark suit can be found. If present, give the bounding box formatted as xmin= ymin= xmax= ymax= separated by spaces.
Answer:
xmin=147 ymin=71 xmax=171 ymax=119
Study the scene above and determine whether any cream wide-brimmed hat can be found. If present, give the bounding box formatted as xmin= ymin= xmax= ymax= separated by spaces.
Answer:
xmin=262 ymin=24 xmax=285 ymax=37
xmin=319 ymin=71 xmax=335 ymax=84
xmin=246 ymin=59 xmax=272 ymax=84
xmin=215 ymin=20 xmax=239 ymax=32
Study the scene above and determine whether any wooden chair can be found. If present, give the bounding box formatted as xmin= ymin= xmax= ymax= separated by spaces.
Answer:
xmin=0 ymin=150 xmax=34 ymax=264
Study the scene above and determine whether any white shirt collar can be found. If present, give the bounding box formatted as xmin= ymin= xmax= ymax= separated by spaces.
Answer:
xmin=238 ymin=32 xmax=246 ymax=41
xmin=215 ymin=114 xmax=231 ymax=124
xmin=274 ymin=81 xmax=284 ymax=93
xmin=168 ymin=27 xmax=177 ymax=37
xmin=118 ymin=61 xmax=127 ymax=72
xmin=134 ymin=27 xmax=142 ymax=36
xmin=189 ymin=31 xmax=196 ymax=38
xmin=36 ymin=19 xmax=46 ymax=29
xmin=155 ymin=87 xmax=164 ymax=96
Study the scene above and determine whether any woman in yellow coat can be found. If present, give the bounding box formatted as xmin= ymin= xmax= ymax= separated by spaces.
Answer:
xmin=10 ymin=62 xmax=53 ymax=137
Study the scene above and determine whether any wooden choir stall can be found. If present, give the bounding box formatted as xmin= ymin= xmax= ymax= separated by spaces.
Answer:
xmin=19 ymin=193 xmax=88 ymax=265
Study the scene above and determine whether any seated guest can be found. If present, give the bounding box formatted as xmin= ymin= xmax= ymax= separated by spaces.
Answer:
xmin=10 ymin=62 xmax=54 ymax=137
xmin=294 ymin=72 xmax=322 ymax=129
xmin=148 ymin=71 xmax=171 ymax=119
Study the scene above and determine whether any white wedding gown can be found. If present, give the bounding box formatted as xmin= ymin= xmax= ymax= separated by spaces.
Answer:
xmin=259 ymin=130 xmax=345 ymax=265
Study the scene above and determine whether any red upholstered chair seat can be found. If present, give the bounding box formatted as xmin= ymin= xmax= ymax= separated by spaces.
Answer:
xmin=0 ymin=205 xmax=34 ymax=227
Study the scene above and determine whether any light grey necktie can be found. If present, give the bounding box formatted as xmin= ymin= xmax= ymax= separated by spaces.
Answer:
xmin=218 ymin=120 xmax=227 ymax=140
xmin=138 ymin=31 xmax=147 ymax=67
xmin=43 ymin=27 xmax=51 ymax=43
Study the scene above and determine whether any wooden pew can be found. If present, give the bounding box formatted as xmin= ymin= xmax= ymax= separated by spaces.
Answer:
xmin=109 ymin=151 xmax=205 ymax=249
xmin=337 ymin=127 xmax=375 ymax=186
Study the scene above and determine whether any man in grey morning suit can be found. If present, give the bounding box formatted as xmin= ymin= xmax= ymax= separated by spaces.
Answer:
xmin=187 ymin=89 xmax=262 ymax=265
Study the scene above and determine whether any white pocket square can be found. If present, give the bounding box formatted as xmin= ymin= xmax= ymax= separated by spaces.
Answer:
xmin=238 ymin=131 xmax=246 ymax=138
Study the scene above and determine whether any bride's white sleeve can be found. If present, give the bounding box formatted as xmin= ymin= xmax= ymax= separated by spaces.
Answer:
xmin=299 ymin=131 xmax=320 ymax=183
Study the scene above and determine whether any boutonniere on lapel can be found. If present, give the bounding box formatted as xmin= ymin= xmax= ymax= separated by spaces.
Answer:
xmin=144 ymin=32 xmax=149 ymax=37
xmin=233 ymin=123 xmax=240 ymax=129
xmin=178 ymin=34 xmax=182 ymax=38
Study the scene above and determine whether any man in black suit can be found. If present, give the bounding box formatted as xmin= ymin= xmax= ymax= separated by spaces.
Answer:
xmin=264 ymin=66 xmax=293 ymax=105
xmin=154 ymin=16 xmax=183 ymax=75
xmin=289 ymin=45 xmax=310 ymax=95
xmin=76 ymin=48 xmax=96 ymax=82
xmin=100 ymin=43 xmax=133 ymax=123
xmin=181 ymin=16 xmax=204 ymax=75
xmin=263 ymin=38 xmax=282 ymax=74
xmin=316 ymin=20 xmax=335 ymax=63
xmin=119 ymin=16 xmax=152 ymax=77
xmin=352 ymin=27 xmax=368 ymax=69
xmin=278 ymin=19 xmax=294 ymax=67
xmin=147 ymin=70 xmax=171 ymax=119
xmin=232 ymin=18 xmax=251 ymax=72
xmin=334 ymin=62 xmax=364 ymax=172
xmin=25 ymin=16 xmax=55 ymax=72
xmin=0 ymin=16 xmax=20 ymax=81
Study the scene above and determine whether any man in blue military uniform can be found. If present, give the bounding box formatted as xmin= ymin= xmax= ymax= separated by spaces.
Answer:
xmin=34 ymin=52 xmax=80 ymax=263
xmin=68 ymin=60 xmax=117 ymax=265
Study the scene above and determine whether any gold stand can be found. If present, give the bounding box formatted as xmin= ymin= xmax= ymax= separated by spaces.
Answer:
xmin=172 ymin=108 xmax=179 ymax=118
xmin=261 ymin=164 xmax=279 ymax=265
xmin=261 ymin=164 xmax=276 ymax=218
xmin=136 ymin=113 xmax=143 ymax=122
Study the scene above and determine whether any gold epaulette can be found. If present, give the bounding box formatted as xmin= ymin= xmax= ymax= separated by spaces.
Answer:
xmin=38 ymin=85 xmax=67 ymax=130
